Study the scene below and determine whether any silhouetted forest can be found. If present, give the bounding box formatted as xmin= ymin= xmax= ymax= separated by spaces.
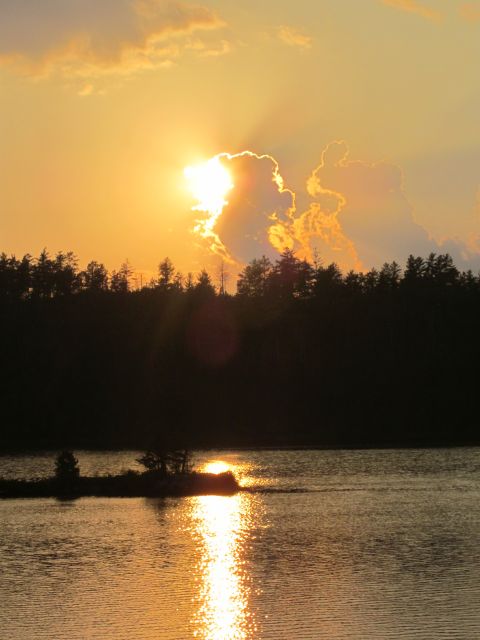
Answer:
xmin=1 ymin=249 xmax=479 ymax=450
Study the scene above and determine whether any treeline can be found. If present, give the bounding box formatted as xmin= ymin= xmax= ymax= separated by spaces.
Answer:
xmin=1 ymin=249 xmax=480 ymax=299
xmin=0 ymin=248 xmax=479 ymax=450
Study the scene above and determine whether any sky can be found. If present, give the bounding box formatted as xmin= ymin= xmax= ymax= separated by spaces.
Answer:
xmin=1 ymin=0 xmax=480 ymax=279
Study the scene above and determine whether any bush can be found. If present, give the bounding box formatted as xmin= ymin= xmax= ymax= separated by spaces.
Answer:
xmin=55 ymin=450 xmax=80 ymax=482
xmin=137 ymin=445 xmax=192 ymax=476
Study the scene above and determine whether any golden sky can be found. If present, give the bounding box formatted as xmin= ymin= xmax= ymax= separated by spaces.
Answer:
xmin=1 ymin=0 xmax=480 ymax=276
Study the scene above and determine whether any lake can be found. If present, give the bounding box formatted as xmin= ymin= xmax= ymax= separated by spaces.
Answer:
xmin=1 ymin=448 xmax=479 ymax=639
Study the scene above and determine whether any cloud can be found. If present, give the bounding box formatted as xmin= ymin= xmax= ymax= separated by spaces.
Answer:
xmin=77 ymin=83 xmax=94 ymax=97
xmin=459 ymin=2 xmax=480 ymax=22
xmin=381 ymin=0 xmax=442 ymax=22
xmin=299 ymin=142 xmax=480 ymax=271
xmin=0 ymin=0 xmax=225 ymax=79
xmin=292 ymin=143 xmax=362 ymax=270
xmin=276 ymin=26 xmax=312 ymax=50
xmin=190 ymin=143 xmax=480 ymax=273
xmin=304 ymin=141 xmax=435 ymax=269
xmin=192 ymin=152 xmax=295 ymax=265
xmin=186 ymin=37 xmax=232 ymax=57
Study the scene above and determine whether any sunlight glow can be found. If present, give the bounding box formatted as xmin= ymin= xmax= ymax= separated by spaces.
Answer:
xmin=203 ymin=461 xmax=231 ymax=475
xmin=184 ymin=157 xmax=233 ymax=218
xmin=185 ymin=150 xmax=296 ymax=264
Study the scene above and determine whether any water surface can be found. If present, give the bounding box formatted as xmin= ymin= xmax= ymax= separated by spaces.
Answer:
xmin=1 ymin=448 xmax=479 ymax=639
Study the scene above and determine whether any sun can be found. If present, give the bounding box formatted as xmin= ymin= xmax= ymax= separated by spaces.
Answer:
xmin=184 ymin=156 xmax=233 ymax=217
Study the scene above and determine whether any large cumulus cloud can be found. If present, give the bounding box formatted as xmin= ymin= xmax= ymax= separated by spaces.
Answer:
xmin=302 ymin=142 xmax=480 ymax=270
xmin=304 ymin=141 xmax=433 ymax=269
xmin=194 ymin=152 xmax=295 ymax=265
xmin=193 ymin=143 xmax=480 ymax=272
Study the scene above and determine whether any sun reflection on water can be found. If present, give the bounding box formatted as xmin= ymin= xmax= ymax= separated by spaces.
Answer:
xmin=203 ymin=461 xmax=232 ymax=475
xmin=192 ymin=490 xmax=256 ymax=639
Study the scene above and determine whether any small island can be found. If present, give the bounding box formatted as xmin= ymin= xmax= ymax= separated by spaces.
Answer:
xmin=0 ymin=449 xmax=240 ymax=499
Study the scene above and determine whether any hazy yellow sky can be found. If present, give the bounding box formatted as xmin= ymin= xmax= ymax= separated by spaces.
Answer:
xmin=1 ymin=0 xmax=480 ymax=276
